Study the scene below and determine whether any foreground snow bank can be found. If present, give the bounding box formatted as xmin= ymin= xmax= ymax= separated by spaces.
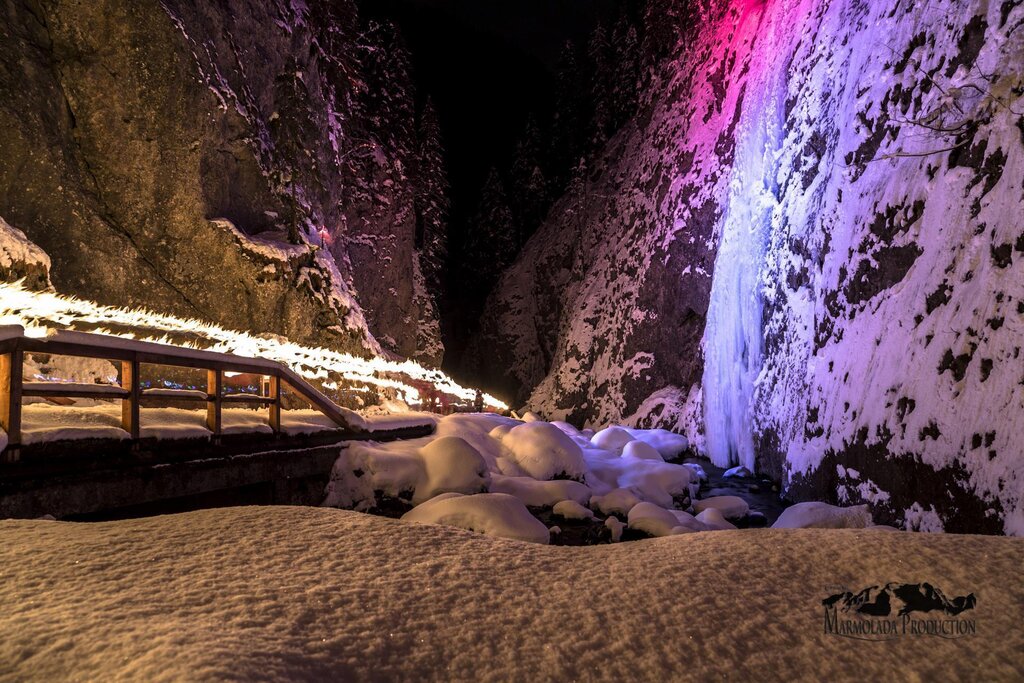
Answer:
xmin=1 ymin=507 xmax=1020 ymax=681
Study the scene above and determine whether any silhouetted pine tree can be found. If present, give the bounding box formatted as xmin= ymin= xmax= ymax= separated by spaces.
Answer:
xmin=587 ymin=24 xmax=613 ymax=153
xmin=641 ymin=0 xmax=687 ymax=70
xmin=465 ymin=168 xmax=516 ymax=292
xmin=271 ymin=57 xmax=317 ymax=244
xmin=358 ymin=20 xmax=416 ymax=167
xmin=611 ymin=14 xmax=641 ymax=127
xmin=550 ymin=41 xmax=585 ymax=186
xmin=415 ymin=99 xmax=450 ymax=293
xmin=508 ymin=114 xmax=549 ymax=248
xmin=567 ymin=158 xmax=590 ymax=282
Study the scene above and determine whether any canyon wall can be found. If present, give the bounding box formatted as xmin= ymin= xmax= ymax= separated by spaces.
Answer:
xmin=479 ymin=0 xmax=1024 ymax=533
xmin=0 ymin=0 xmax=441 ymax=363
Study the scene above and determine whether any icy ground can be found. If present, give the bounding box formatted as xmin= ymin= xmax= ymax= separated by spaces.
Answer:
xmin=324 ymin=413 xmax=895 ymax=543
xmin=0 ymin=506 xmax=1020 ymax=681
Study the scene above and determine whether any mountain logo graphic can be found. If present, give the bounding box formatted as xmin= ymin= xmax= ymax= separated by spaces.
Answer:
xmin=822 ymin=583 xmax=977 ymax=640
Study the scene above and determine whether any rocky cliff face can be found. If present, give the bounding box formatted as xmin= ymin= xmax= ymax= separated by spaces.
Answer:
xmin=478 ymin=0 xmax=1024 ymax=534
xmin=0 ymin=0 xmax=441 ymax=363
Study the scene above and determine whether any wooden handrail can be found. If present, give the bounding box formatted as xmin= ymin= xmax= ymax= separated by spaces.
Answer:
xmin=0 ymin=328 xmax=361 ymax=455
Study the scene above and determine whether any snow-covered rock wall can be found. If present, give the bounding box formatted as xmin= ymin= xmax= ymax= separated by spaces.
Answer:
xmin=0 ymin=0 xmax=442 ymax=363
xmin=478 ymin=0 xmax=1024 ymax=534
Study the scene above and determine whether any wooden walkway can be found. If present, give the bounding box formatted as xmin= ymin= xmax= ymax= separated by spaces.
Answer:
xmin=0 ymin=325 xmax=360 ymax=458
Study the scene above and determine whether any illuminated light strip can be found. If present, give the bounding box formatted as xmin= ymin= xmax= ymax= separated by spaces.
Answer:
xmin=0 ymin=281 xmax=509 ymax=411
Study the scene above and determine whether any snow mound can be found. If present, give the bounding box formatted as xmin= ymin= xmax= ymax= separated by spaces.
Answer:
xmin=628 ymin=502 xmax=696 ymax=537
xmin=625 ymin=428 xmax=689 ymax=460
xmin=621 ymin=440 xmax=663 ymax=461
xmin=603 ymin=515 xmax=624 ymax=542
xmin=667 ymin=509 xmax=709 ymax=533
xmin=693 ymin=496 xmax=749 ymax=520
xmin=435 ymin=413 xmax=518 ymax=469
xmin=550 ymin=420 xmax=582 ymax=437
xmin=617 ymin=461 xmax=695 ymax=509
xmin=723 ymin=465 xmax=752 ymax=478
xmin=590 ymin=426 xmax=636 ymax=453
xmin=772 ymin=503 xmax=874 ymax=530
xmin=323 ymin=443 xmax=422 ymax=510
xmin=489 ymin=475 xmax=591 ymax=508
xmin=402 ymin=492 xmax=550 ymax=544
xmin=696 ymin=508 xmax=737 ymax=531
xmin=590 ymin=488 xmax=642 ymax=517
xmin=552 ymin=500 xmax=595 ymax=521
xmin=682 ymin=462 xmax=708 ymax=482
xmin=415 ymin=436 xmax=489 ymax=504
xmin=498 ymin=422 xmax=587 ymax=481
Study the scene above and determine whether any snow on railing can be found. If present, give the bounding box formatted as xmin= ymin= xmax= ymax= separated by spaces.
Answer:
xmin=0 ymin=281 xmax=508 ymax=411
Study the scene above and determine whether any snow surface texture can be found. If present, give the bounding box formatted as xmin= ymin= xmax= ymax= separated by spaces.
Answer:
xmin=478 ymin=0 xmax=1024 ymax=535
xmin=0 ymin=507 xmax=1021 ymax=681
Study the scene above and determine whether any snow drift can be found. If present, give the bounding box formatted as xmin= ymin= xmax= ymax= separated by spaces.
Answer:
xmin=1 ymin=506 xmax=1021 ymax=681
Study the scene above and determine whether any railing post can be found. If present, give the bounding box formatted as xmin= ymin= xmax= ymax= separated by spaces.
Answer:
xmin=206 ymin=368 xmax=222 ymax=440
xmin=0 ymin=346 xmax=23 ymax=459
xmin=268 ymin=374 xmax=281 ymax=434
xmin=120 ymin=357 xmax=140 ymax=441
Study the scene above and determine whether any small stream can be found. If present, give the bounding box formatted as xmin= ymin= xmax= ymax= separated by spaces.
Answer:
xmin=683 ymin=455 xmax=792 ymax=528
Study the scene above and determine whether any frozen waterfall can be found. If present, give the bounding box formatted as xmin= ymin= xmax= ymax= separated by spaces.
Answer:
xmin=702 ymin=8 xmax=788 ymax=470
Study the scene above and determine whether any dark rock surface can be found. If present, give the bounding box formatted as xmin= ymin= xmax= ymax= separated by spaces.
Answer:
xmin=0 ymin=0 xmax=441 ymax=362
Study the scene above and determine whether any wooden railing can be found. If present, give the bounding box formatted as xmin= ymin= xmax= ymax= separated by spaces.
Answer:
xmin=0 ymin=325 xmax=358 ymax=453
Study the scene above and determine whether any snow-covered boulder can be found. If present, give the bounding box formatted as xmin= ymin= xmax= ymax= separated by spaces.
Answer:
xmin=667 ymin=509 xmax=708 ymax=533
xmin=604 ymin=516 xmax=625 ymax=542
xmin=415 ymin=437 xmax=489 ymax=504
xmin=435 ymin=413 xmax=517 ymax=468
xmin=324 ymin=444 xmax=424 ymax=510
xmin=498 ymin=422 xmax=587 ymax=480
xmin=682 ymin=462 xmax=708 ymax=483
xmin=696 ymin=508 xmax=737 ymax=531
xmin=489 ymin=475 xmax=591 ymax=508
xmin=590 ymin=488 xmax=642 ymax=517
xmin=550 ymin=420 xmax=582 ymax=437
xmin=723 ymin=465 xmax=752 ymax=478
xmin=627 ymin=502 xmax=696 ymax=537
xmin=590 ymin=426 xmax=636 ymax=453
xmin=772 ymin=503 xmax=874 ymax=530
xmin=692 ymin=496 xmax=749 ymax=520
xmin=488 ymin=424 xmax=514 ymax=442
xmin=617 ymin=461 xmax=695 ymax=509
xmin=621 ymin=440 xmax=663 ymax=461
xmin=402 ymin=493 xmax=550 ymax=544
xmin=520 ymin=411 xmax=542 ymax=423
xmin=626 ymin=429 xmax=689 ymax=460
xmin=552 ymin=500 xmax=595 ymax=521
